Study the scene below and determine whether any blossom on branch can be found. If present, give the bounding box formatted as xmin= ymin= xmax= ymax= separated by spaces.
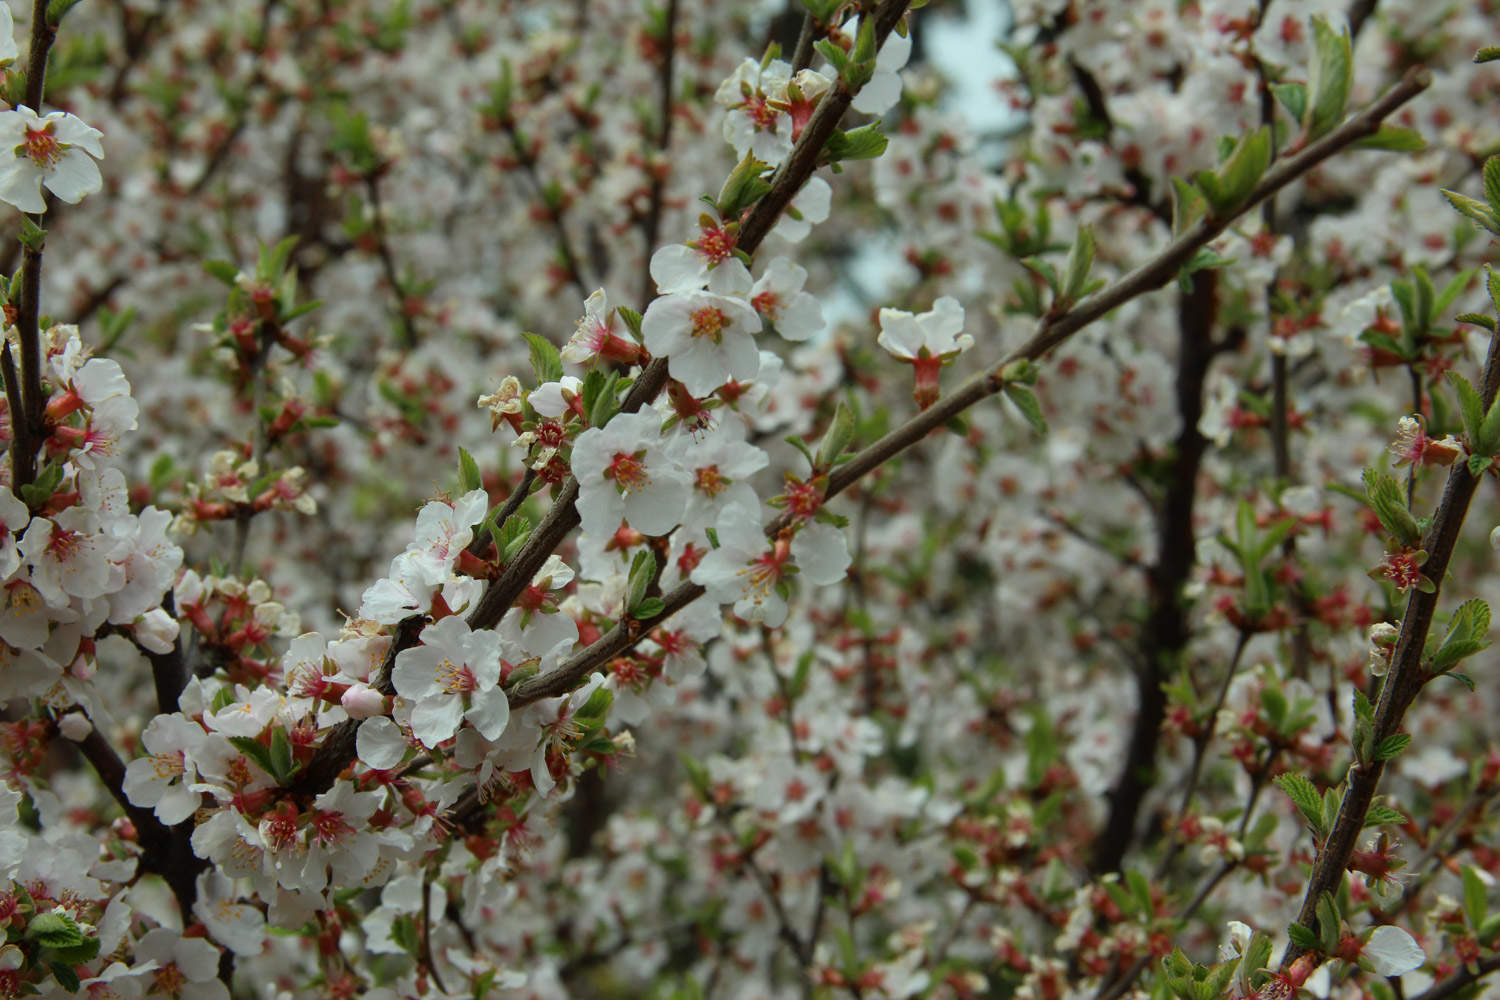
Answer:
xmin=572 ymin=410 xmax=689 ymax=537
xmin=0 ymin=106 xmax=104 ymax=213
xmin=877 ymin=296 xmax=971 ymax=408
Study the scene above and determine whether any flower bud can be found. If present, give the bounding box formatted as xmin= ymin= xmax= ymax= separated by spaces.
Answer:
xmin=341 ymin=683 xmax=389 ymax=719
xmin=57 ymin=711 xmax=92 ymax=742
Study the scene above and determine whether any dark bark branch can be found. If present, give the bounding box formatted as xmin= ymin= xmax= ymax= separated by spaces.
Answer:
xmin=1091 ymin=268 xmax=1225 ymax=875
xmin=1280 ymin=323 xmax=1500 ymax=971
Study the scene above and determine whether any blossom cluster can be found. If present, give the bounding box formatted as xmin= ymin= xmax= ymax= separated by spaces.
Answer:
xmin=0 ymin=0 xmax=1497 ymax=998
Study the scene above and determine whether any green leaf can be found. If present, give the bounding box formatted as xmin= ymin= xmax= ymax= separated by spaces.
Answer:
xmin=1432 ymin=598 xmax=1491 ymax=670
xmin=1316 ymin=892 xmax=1342 ymax=952
xmin=1359 ymin=329 xmax=1410 ymax=361
xmin=27 ymin=911 xmax=86 ymax=948
xmin=1362 ymin=468 xmax=1423 ymax=547
xmin=281 ymin=298 xmax=322 ymax=323
xmin=1287 ymin=923 xmax=1321 ymax=952
xmin=587 ymin=373 xmax=622 ymax=429
xmin=270 ymin=727 xmax=295 ymax=782
xmin=1437 ymin=269 xmax=1476 ymax=314
xmin=1353 ymin=126 xmax=1427 ymax=152
xmin=1004 ymin=384 xmax=1048 ymax=436
xmin=49 ymin=963 xmax=81 ymax=994
xmin=1480 ymin=399 xmax=1500 ymax=463
xmin=816 ymin=401 xmax=856 ymax=469
xmin=1468 ymin=454 xmax=1493 ymax=478
xmin=784 ymin=434 xmax=816 ymax=470
xmin=1463 ymin=865 xmax=1488 ymax=928
xmin=617 ymin=305 xmax=645 ymax=344
xmin=457 ymin=447 xmax=482 ymax=493
xmin=1204 ymin=961 xmax=1238 ymax=1000
xmin=1260 ymin=685 xmax=1288 ymax=728
xmin=1448 ymin=372 xmax=1484 ymax=447
xmin=1171 ymin=177 xmax=1207 ymax=235
xmin=48 ymin=937 xmax=100 ymax=967
xmin=1060 ymin=227 xmax=1096 ymax=304
xmin=1477 ymin=46 xmax=1500 ymax=64
xmin=1485 ymin=156 xmax=1500 ymax=217
xmin=1364 ymin=804 xmax=1406 ymax=827
xmin=1446 ymin=671 xmax=1477 ymax=691
xmin=715 ymin=154 xmax=773 ymax=218
xmin=1352 ymin=687 xmax=1375 ymax=765
xmin=1020 ymin=256 xmax=1059 ymax=295
xmin=1305 ymin=17 xmax=1352 ymax=140
xmin=1443 ymin=190 xmax=1500 ymax=236
xmin=813 ymin=38 xmax=848 ymax=73
xmin=1216 ymin=125 xmax=1272 ymax=211
xmin=632 ymin=597 xmax=665 ymax=620
xmin=1126 ymin=868 xmax=1154 ymax=916
xmin=228 ymin=736 xmax=276 ymax=777
xmin=522 ymin=332 xmax=564 ymax=385
xmin=1275 ymin=772 xmax=1324 ymax=831
xmin=823 ymin=123 xmax=888 ymax=164
xmin=800 ymin=0 xmax=842 ymax=22
xmin=1374 ymin=733 xmax=1411 ymax=761
xmin=204 ymin=259 xmax=240 ymax=286
xmin=1271 ymin=81 xmax=1307 ymax=121
xmin=1178 ymin=247 xmax=1234 ymax=292
xmin=626 ymin=549 xmax=657 ymax=614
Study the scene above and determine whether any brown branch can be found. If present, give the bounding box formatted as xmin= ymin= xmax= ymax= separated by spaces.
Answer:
xmin=1279 ymin=324 xmax=1500 ymax=972
xmin=74 ymin=727 xmax=203 ymax=919
xmin=8 ymin=0 xmax=59 ymax=490
xmin=1091 ymin=267 xmax=1232 ymax=875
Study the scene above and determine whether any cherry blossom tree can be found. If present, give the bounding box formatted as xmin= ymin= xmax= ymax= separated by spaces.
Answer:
xmin=1 ymin=1 xmax=1499 ymax=999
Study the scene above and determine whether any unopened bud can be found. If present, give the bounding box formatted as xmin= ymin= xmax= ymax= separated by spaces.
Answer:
xmin=341 ymin=684 xmax=389 ymax=719
xmin=57 ymin=712 xmax=92 ymax=742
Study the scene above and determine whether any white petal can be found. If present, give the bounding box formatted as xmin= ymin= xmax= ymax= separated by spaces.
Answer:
xmin=356 ymin=717 xmax=409 ymax=770
xmin=650 ymin=244 xmax=707 ymax=294
xmin=793 ymin=522 xmax=851 ymax=586
xmin=1365 ymin=926 xmax=1425 ymax=977
xmin=0 ymin=162 xmax=44 ymax=213
xmin=410 ymin=696 xmax=463 ymax=749
xmin=43 ymin=151 xmax=102 ymax=203
xmin=852 ymin=71 xmax=901 ymax=114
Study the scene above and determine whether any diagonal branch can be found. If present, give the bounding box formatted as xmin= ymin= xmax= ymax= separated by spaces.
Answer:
xmin=462 ymin=0 xmax=914 ymax=635
xmin=1280 ymin=320 xmax=1500 ymax=972
xmin=505 ymin=69 xmax=1433 ymax=709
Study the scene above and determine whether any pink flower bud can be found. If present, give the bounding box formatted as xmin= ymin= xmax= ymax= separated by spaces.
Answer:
xmin=341 ymin=683 xmax=389 ymax=719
